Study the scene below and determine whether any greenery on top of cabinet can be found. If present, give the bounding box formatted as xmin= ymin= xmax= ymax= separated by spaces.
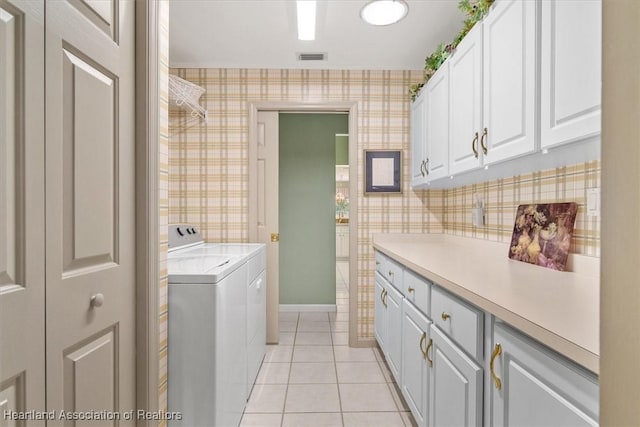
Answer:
xmin=410 ymin=0 xmax=495 ymax=101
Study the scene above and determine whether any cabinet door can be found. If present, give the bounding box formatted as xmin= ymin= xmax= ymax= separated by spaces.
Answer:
xmin=482 ymin=0 xmax=537 ymax=164
xmin=374 ymin=274 xmax=387 ymax=352
xmin=449 ymin=23 xmax=483 ymax=175
xmin=491 ymin=323 xmax=598 ymax=426
xmin=424 ymin=64 xmax=450 ymax=180
xmin=401 ymin=301 xmax=431 ymax=427
xmin=540 ymin=0 xmax=601 ymax=149
xmin=411 ymin=90 xmax=427 ymax=187
xmin=429 ymin=326 xmax=483 ymax=427
xmin=385 ymin=283 xmax=404 ymax=382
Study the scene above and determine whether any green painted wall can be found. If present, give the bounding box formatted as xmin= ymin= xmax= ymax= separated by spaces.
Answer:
xmin=279 ymin=113 xmax=348 ymax=305
xmin=336 ymin=134 xmax=349 ymax=165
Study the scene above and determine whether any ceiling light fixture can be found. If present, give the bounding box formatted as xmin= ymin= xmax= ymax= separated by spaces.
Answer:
xmin=360 ymin=0 xmax=409 ymax=26
xmin=297 ymin=0 xmax=317 ymax=41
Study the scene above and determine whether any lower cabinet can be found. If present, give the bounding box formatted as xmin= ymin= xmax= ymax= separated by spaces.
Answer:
xmin=491 ymin=323 xmax=599 ymax=426
xmin=374 ymin=271 xmax=403 ymax=382
xmin=374 ymin=250 xmax=599 ymax=427
xmin=385 ymin=284 xmax=403 ymax=381
xmin=429 ymin=326 xmax=483 ymax=427
xmin=374 ymin=273 xmax=387 ymax=353
xmin=401 ymin=300 xmax=431 ymax=427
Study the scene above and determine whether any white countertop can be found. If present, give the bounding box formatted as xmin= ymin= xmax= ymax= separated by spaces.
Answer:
xmin=373 ymin=233 xmax=599 ymax=374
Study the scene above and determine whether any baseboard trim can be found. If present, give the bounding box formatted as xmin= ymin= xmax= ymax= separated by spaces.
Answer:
xmin=279 ymin=304 xmax=337 ymax=312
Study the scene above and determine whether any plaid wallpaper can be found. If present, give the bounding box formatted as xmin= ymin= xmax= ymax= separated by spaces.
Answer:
xmin=167 ymin=68 xmax=601 ymax=341
xmin=444 ymin=161 xmax=601 ymax=257
xmin=168 ymin=68 xmax=441 ymax=340
xmin=158 ymin=0 xmax=170 ymax=421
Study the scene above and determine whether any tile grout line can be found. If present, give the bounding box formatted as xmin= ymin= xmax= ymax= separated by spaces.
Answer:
xmin=279 ymin=311 xmax=298 ymax=427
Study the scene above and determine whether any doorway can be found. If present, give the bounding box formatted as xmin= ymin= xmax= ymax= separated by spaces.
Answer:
xmin=248 ymin=102 xmax=360 ymax=346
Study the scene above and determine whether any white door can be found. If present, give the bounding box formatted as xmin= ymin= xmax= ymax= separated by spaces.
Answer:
xmin=401 ymin=301 xmax=431 ymax=427
xmin=424 ymin=65 xmax=450 ymax=180
xmin=540 ymin=0 xmax=601 ymax=149
xmin=255 ymin=111 xmax=280 ymax=343
xmin=410 ymin=90 xmax=427 ymax=187
xmin=429 ymin=326 xmax=482 ymax=427
xmin=45 ymin=0 xmax=136 ymax=419
xmin=482 ymin=0 xmax=536 ymax=164
xmin=449 ymin=23 xmax=483 ymax=175
xmin=0 ymin=0 xmax=45 ymax=417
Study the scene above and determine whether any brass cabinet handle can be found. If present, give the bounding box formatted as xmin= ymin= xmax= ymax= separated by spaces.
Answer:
xmin=420 ymin=160 xmax=426 ymax=177
xmin=408 ymin=287 xmax=415 ymax=293
xmin=480 ymin=127 xmax=488 ymax=155
xmin=419 ymin=332 xmax=427 ymax=358
xmin=441 ymin=312 xmax=451 ymax=321
xmin=472 ymin=132 xmax=479 ymax=158
xmin=425 ymin=338 xmax=433 ymax=367
xmin=380 ymin=288 xmax=386 ymax=306
xmin=425 ymin=158 xmax=430 ymax=175
xmin=490 ymin=343 xmax=503 ymax=390
xmin=382 ymin=289 xmax=388 ymax=308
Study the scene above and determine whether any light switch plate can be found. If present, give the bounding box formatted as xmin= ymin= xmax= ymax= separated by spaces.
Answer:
xmin=587 ymin=188 xmax=600 ymax=217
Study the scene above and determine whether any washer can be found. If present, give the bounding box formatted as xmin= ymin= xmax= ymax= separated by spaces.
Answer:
xmin=167 ymin=225 xmax=266 ymax=427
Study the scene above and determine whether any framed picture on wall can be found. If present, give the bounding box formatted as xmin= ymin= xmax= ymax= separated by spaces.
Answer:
xmin=364 ymin=150 xmax=402 ymax=194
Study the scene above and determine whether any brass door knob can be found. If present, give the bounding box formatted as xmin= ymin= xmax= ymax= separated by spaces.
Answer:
xmin=441 ymin=312 xmax=451 ymax=321
xmin=271 ymin=233 xmax=279 ymax=242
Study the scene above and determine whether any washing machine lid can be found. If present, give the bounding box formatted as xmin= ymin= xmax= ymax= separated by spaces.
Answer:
xmin=168 ymin=254 xmax=245 ymax=284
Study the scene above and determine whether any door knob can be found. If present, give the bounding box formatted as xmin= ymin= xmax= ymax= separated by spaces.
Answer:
xmin=271 ymin=233 xmax=279 ymax=242
xmin=90 ymin=293 xmax=105 ymax=308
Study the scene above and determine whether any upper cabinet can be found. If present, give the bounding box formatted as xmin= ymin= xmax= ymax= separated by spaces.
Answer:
xmin=449 ymin=23 xmax=483 ymax=175
xmin=540 ymin=0 xmax=601 ymax=149
xmin=411 ymin=89 xmax=427 ymax=187
xmin=411 ymin=0 xmax=601 ymax=189
xmin=482 ymin=0 xmax=537 ymax=164
xmin=412 ymin=65 xmax=450 ymax=185
xmin=424 ymin=65 xmax=450 ymax=181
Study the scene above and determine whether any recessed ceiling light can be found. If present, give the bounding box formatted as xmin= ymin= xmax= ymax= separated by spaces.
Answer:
xmin=361 ymin=0 xmax=409 ymax=26
xmin=297 ymin=0 xmax=317 ymax=41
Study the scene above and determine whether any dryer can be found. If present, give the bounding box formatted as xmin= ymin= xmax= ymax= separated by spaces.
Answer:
xmin=167 ymin=225 xmax=266 ymax=427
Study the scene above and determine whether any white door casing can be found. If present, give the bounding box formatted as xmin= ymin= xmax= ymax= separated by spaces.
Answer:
xmin=254 ymin=111 xmax=280 ymax=343
xmin=0 ymin=0 xmax=45 ymax=419
xmin=45 ymin=0 xmax=136 ymax=420
xmin=249 ymin=102 xmax=359 ymax=346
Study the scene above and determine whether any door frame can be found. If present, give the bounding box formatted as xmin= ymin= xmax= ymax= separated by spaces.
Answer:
xmin=248 ymin=101 xmax=364 ymax=347
xmin=135 ymin=0 xmax=160 ymax=417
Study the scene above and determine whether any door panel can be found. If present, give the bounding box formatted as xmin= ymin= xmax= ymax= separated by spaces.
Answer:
xmin=482 ymin=0 xmax=536 ymax=164
xmin=63 ymin=328 xmax=117 ymax=420
xmin=257 ymin=111 xmax=279 ymax=343
xmin=45 ymin=0 xmax=135 ymax=419
xmin=429 ymin=326 xmax=482 ymax=427
xmin=62 ymin=48 xmax=117 ymax=271
xmin=0 ymin=0 xmax=45 ymax=419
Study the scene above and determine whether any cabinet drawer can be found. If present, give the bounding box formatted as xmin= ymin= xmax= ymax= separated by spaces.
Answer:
xmin=431 ymin=286 xmax=483 ymax=361
xmin=384 ymin=257 xmax=404 ymax=291
xmin=375 ymin=251 xmax=387 ymax=276
xmin=403 ymin=269 xmax=431 ymax=317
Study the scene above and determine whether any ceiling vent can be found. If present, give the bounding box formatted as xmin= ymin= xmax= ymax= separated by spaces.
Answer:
xmin=297 ymin=52 xmax=327 ymax=61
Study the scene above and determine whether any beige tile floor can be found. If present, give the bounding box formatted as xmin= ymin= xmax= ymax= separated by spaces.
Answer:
xmin=240 ymin=261 xmax=417 ymax=427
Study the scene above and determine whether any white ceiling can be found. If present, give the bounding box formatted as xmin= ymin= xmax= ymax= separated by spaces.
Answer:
xmin=169 ymin=0 xmax=464 ymax=70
